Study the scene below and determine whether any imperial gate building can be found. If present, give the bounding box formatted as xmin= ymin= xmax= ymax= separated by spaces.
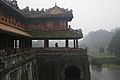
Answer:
xmin=0 ymin=0 xmax=90 ymax=80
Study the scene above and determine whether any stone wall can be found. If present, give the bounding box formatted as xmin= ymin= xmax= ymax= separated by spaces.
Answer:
xmin=36 ymin=53 xmax=91 ymax=80
xmin=1 ymin=52 xmax=90 ymax=80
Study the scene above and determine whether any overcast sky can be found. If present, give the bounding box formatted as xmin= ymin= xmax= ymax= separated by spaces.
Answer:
xmin=17 ymin=0 xmax=120 ymax=35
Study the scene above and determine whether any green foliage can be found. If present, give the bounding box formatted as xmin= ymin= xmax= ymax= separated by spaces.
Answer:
xmin=99 ymin=47 xmax=105 ymax=53
xmin=80 ymin=29 xmax=114 ymax=52
xmin=108 ymin=31 xmax=120 ymax=55
xmin=90 ymin=58 xmax=102 ymax=66
xmin=90 ymin=57 xmax=120 ymax=65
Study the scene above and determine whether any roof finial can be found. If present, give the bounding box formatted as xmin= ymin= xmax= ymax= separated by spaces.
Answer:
xmin=55 ymin=2 xmax=57 ymax=6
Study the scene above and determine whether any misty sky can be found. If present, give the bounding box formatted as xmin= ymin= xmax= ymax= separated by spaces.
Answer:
xmin=17 ymin=0 xmax=120 ymax=35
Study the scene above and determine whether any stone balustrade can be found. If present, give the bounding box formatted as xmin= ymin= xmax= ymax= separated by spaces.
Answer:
xmin=0 ymin=47 xmax=87 ymax=76
xmin=0 ymin=49 xmax=36 ymax=74
xmin=33 ymin=47 xmax=87 ymax=54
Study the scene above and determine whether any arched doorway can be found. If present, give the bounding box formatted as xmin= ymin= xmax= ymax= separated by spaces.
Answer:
xmin=65 ymin=66 xmax=80 ymax=80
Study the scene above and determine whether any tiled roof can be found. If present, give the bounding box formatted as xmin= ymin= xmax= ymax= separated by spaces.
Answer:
xmin=21 ymin=5 xmax=73 ymax=21
xmin=26 ymin=29 xmax=83 ymax=39
xmin=0 ymin=23 xmax=32 ymax=37
xmin=0 ymin=0 xmax=73 ymax=20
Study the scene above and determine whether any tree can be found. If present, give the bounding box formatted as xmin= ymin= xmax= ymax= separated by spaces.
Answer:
xmin=107 ymin=31 xmax=120 ymax=55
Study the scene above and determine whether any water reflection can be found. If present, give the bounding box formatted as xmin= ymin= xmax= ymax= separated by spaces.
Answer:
xmin=91 ymin=65 xmax=102 ymax=72
xmin=90 ymin=65 xmax=120 ymax=80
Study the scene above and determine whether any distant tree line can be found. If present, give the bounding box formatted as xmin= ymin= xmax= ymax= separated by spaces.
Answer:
xmin=107 ymin=30 xmax=120 ymax=56
xmin=80 ymin=28 xmax=120 ymax=55
xmin=80 ymin=29 xmax=114 ymax=52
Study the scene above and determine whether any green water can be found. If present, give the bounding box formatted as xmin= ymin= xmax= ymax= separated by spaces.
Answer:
xmin=90 ymin=65 xmax=120 ymax=80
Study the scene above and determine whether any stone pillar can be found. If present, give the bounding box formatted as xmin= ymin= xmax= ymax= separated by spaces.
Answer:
xmin=0 ymin=38 xmax=6 ymax=50
xmin=25 ymin=39 xmax=28 ymax=49
xmin=23 ymin=39 xmax=25 ymax=50
xmin=73 ymin=39 xmax=76 ymax=48
xmin=5 ymin=39 xmax=7 ymax=51
xmin=29 ymin=39 xmax=32 ymax=48
xmin=9 ymin=39 xmax=13 ymax=50
xmin=24 ymin=39 xmax=31 ymax=49
xmin=11 ymin=39 xmax=14 ymax=49
xmin=76 ymin=39 xmax=78 ymax=48
xmin=8 ymin=39 xmax=11 ymax=50
xmin=44 ymin=39 xmax=46 ymax=48
xmin=19 ymin=39 xmax=22 ymax=51
xmin=15 ymin=40 xmax=17 ymax=53
xmin=44 ymin=39 xmax=49 ymax=48
xmin=66 ymin=39 xmax=69 ymax=48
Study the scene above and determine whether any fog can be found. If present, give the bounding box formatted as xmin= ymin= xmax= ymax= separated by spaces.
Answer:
xmin=17 ymin=0 xmax=120 ymax=35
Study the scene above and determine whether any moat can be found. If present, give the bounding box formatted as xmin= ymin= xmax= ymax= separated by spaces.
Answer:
xmin=90 ymin=65 xmax=120 ymax=80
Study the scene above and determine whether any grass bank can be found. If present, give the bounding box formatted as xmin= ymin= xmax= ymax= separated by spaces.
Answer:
xmin=102 ymin=64 xmax=120 ymax=69
xmin=88 ymin=52 xmax=120 ymax=68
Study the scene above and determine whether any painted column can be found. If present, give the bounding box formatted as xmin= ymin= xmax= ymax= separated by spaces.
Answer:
xmin=11 ymin=39 xmax=14 ymax=49
xmin=66 ymin=39 xmax=69 ymax=48
xmin=5 ymin=39 xmax=7 ymax=51
xmin=76 ymin=39 xmax=78 ymax=48
xmin=15 ymin=40 xmax=17 ymax=53
xmin=23 ymin=39 xmax=25 ymax=51
xmin=26 ymin=39 xmax=31 ymax=49
xmin=29 ymin=39 xmax=32 ymax=48
xmin=73 ymin=39 xmax=76 ymax=48
xmin=19 ymin=39 xmax=22 ymax=51
xmin=44 ymin=39 xmax=49 ymax=48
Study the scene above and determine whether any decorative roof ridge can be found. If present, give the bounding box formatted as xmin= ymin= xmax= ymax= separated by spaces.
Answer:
xmin=0 ymin=0 xmax=26 ymax=17
xmin=0 ymin=0 xmax=73 ymax=18
xmin=45 ymin=5 xmax=73 ymax=14
xmin=1 ymin=0 xmax=19 ymax=9
xmin=21 ymin=5 xmax=73 ymax=17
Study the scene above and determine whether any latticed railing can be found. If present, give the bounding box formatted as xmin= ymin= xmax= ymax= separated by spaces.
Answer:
xmin=33 ymin=47 xmax=87 ymax=54
xmin=0 ymin=47 xmax=87 ymax=75
xmin=0 ymin=49 xmax=36 ymax=74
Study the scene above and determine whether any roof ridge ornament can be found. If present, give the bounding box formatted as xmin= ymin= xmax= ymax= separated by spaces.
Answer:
xmin=55 ymin=2 xmax=57 ymax=7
